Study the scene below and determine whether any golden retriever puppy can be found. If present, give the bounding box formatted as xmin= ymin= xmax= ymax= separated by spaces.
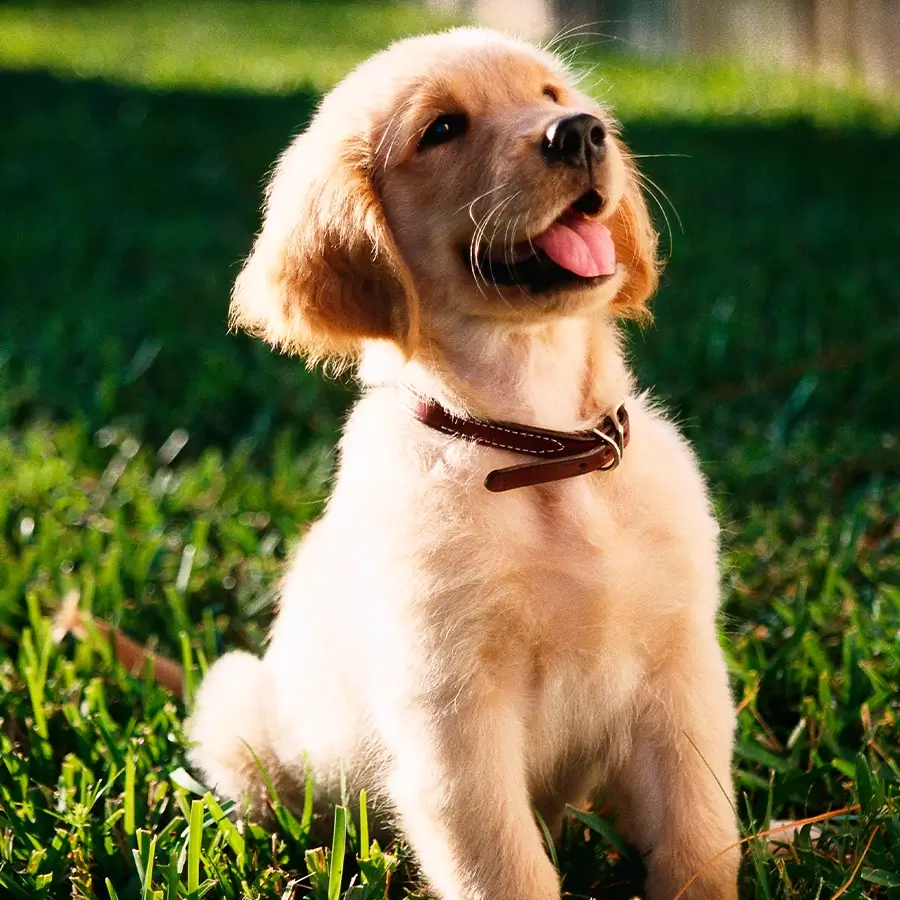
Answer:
xmin=188 ymin=28 xmax=739 ymax=900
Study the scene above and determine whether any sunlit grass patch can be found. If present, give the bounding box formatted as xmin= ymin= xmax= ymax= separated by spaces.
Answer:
xmin=0 ymin=0 xmax=457 ymax=92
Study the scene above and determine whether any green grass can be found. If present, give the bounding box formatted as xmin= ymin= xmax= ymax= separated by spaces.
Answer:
xmin=0 ymin=0 xmax=458 ymax=92
xmin=1 ymin=1 xmax=899 ymax=897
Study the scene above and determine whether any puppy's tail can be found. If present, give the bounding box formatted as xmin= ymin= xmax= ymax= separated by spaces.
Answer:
xmin=52 ymin=590 xmax=185 ymax=697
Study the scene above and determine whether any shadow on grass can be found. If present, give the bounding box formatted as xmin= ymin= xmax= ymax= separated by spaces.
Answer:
xmin=2 ymin=69 xmax=349 ymax=455
xmin=3 ymin=69 xmax=899 ymax=495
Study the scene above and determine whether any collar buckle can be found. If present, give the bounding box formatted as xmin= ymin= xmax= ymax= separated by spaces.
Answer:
xmin=591 ymin=405 xmax=626 ymax=472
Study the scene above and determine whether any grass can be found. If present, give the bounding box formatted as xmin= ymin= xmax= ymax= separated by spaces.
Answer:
xmin=0 ymin=0 xmax=457 ymax=92
xmin=1 ymin=1 xmax=899 ymax=897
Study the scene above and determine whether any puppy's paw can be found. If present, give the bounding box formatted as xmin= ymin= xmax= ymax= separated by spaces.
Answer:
xmin=186 ymin=650 xmax=276 ymax=817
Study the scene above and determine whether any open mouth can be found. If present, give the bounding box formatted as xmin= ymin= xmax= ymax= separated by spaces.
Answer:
xmin=465 ymin=190 xmax=618 ymax=293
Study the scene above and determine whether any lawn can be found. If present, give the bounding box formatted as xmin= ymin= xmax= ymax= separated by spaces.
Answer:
xmin=1 ymin=1 xmax=899 ymax=898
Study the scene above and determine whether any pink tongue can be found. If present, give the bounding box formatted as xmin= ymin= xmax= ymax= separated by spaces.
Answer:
xmin=533 ymin=215 xmax=616 ymax=278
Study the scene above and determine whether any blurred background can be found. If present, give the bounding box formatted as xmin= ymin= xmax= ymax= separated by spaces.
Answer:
xmin=1 ymin=1 xmax=898 ymax=897
xmin=439 ymin=0 xmax=900 ymax=93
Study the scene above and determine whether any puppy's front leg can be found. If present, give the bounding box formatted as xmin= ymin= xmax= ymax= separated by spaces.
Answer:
xmin=609 ymin=629 xmax=740 ymax=900
xmin=383 ymin=683 xmax=559 ymax=900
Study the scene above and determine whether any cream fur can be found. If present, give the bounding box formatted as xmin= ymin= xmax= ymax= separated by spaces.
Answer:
xmin=188 ymin=28 xmax=740 ymax=900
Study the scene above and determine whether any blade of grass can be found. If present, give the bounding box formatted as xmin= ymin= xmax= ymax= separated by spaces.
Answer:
xmin=533 ymin=807 xmax=559 ymax=872
xmin=180 ymin=633 xmax=195 ymax=708
xmin=187 ymin=797 xmax=204 ymax=893
xmin=142 ymin=834 xmax=158 ymax=900
xmin=202 ymin=791 xmax=245 ymax=861
xmin=328 ymin=805 xmax=347 ymax=900
xmin=124 ymin=746 xmax=136 ymax=836
xmin=301 ymin=754 xmax=315 ymax=835
xmin=567 ymin=806 xmax=633 ymax=860
xmin=359 ymin=789 xmax=369 ymax=862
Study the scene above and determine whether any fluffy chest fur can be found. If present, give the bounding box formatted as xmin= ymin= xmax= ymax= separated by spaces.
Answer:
xmin=335 ymin=386 xmax=719 ymax=766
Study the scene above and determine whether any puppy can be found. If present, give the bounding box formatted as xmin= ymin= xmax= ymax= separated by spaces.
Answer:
xmin=188 ymin=28 xmax=740 ymax=900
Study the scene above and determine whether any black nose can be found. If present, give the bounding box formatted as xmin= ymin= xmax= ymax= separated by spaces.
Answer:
xmin=542 ymin=114 xmax=607 ymax=168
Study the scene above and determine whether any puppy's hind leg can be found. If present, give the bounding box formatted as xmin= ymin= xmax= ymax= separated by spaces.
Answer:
xmin=187 ymin=650 xmax=301 ymax=820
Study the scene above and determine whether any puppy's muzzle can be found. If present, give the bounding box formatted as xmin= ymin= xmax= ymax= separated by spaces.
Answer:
xmin=464 ymin=114 xmax=617 ymax=293
xmin=541 ymin=114 xmax=607 ymax=170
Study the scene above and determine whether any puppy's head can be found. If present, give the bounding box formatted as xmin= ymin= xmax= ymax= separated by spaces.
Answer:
xmin=231 ymin=29 xmax=659 ymax=363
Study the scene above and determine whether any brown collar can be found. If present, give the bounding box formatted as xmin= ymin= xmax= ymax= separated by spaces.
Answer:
xmin=406 ymin=390 xmax=629 ymax=492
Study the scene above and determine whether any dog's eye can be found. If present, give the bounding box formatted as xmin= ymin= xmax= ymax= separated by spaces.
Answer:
xmin=543 ymin=86 xmax=560 ymax=103
xmin=418 ymin=113 xmax=468 ymax=150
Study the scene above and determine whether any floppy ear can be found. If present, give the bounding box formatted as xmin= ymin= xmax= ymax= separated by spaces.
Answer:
xmin=608 ymin=151 xmax=660 ymax=319
xmin=230 ymin=125 xmax=419 ymax=365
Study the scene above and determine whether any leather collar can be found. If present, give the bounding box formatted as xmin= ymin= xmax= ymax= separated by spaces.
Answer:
xmin=405 ymin=390 xmax=629 ymax=492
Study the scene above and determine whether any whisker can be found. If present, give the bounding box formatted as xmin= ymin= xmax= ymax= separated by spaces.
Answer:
xmin=557 ymin=33 xmax=621 ymax=62
xmin=541 ymin=21 xmax=600 ymax=54
xmin=634 ymin=168 xmax=683 ymax=252
xmin=634 ymin=176 xmax=676 ymax=259
xmin=513 ymin=213 xmax=539 ymax=307
xmin=380 ymin=96 xmax=420 ymax=171
xmin=479 ymin=193 xmax=520 ymax=303
xmin=485 ymin=199 xmax=514 ymax=302
xmin=470 ymin=192 xmax=520 ymax=307
xmin=542 ymin=21 xmax=624 ymax=55
xmin=500 ymin=210 xmax=522 ymax=303
xmin=549 ymin=24 xmax=647 ymax=56
xmin=507 ymin=213 xmax=535 ymax=306
xmin=567 ymin=60 xmax=600 ymax=88
xmin=630 ymin=153 xmax=693 ymax=160
xmin=635 ymin=169 xmax=684 ymax=230
xmin=469 ymin=187 xmax=508 ymax=300
xmin=470 ymin=194 xmax=511 ymax=301
xmin=468 ymin=220 xmax=489 ymax=306
xmin=459 ymin=182 xmax=509 ymax=219
xmin=466 ymin=186 xmax=514 ymax=304
xmin=374 ymin=103 xmax=408 ymax=158
xmin=504 ymin=213 xmax=519 ymax=267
